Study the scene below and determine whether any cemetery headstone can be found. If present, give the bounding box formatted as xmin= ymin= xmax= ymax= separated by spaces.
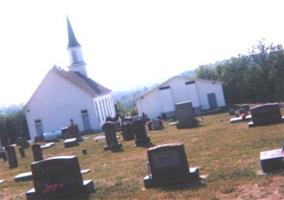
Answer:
xmin=16 ymin=137 xmax=30 ymax=149
xmin=151 ymin=119 xmax=164 ymax=130
xmin=249 ymin=103 xmax=283 ymax=127
xmin=64 ymin=138 xmax=79 ymax=148
xmin=61 ymin=127 xmax=68 ymax=139
xmin=34 ymin=135 xmax=44 ymax=143
xmin=144 ymin=143 xmax=199 ymax=188
xmin=0 ymin=179 xmax=5 ymax=185
xmin=25 ymin=155 xmax=94 ymax=200
xmin=260 ymin=148 xmax=284 ymax=173
xmin=0 ymin=148 xmax=7 ymax=162
xmin=19 ymin=147 xmax=26 ymax=158
xmin=32 ymin=144 xmax=43 ymax=161
xmin=6 ymin=145 xmax=18 ymax=168
xmin=133 ymin=118 xmax=151 ymax=147
xmin=67 ymin=119 xmax=80 ymax=138
xmin=121 ymin=119 xmax=135 ymax=141
xmin=113 ymin=121 xmax=122 ymax=132
xmin=175 ymin=101 xmax=198 ymax=129
xmin=102 ymin=121 xmax=122 ymax=151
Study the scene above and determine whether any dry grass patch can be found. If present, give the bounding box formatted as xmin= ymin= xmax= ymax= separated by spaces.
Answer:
xmin=1 ymin=112 xmax=284 ymax=199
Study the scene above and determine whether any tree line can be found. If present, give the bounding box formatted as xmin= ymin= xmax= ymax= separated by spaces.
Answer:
xmin=0 ymin=107 xmax=29 ymax=147
xmin=195 ymin=40 xmax=284 ymax=104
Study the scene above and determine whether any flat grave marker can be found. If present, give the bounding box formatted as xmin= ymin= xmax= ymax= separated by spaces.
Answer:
xmin=64 ymin=138 xmax=79 ymax=148
xmin=40 ymin=142 xmax=55 ymax=150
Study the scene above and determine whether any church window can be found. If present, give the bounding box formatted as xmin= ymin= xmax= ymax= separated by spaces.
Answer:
xmin=34 ymin=119 xmax=44 ymax=136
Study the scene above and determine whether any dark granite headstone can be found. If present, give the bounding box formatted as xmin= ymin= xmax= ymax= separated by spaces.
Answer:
xmin=175 ymin=101 xmax=197 ymax=129
xmin=67 ymin=119 xmax=80 ymax=138
xmin=144 ymin=143 xmax=199 ymax=188
xmin=25 ymin=156 xmax=94 ymax=200
xmin=133 ymin=118 xmax=151 ymax=147
xmin=6 ymin=145 xmax=18 ymax=168
xmin=19 ymin=147 xmax=26 ymax=158
xmin=121 ymin=119 xmax=135 ymax=141
xmin=102 ymin=122 xmax=122 ymax=151
xmin=151 ymin=119 xmax=164 ymax=130
xmin=32 ymin=144 xmax=43 ymax=161
xmin=16 ymin=137 xmax=30 ymax=149
xmin=61 ymin=127 xmax=69 ymax=139
xmin=249 ymin=103 xmax=283 ymax=127
xmin=113 ymin=121 xmax=122 ymax=132
xmin=64 ymin=138 xmax=79 ymax=148
xmin=260 ymin=148 xmax=284 ymax=173
xmin=34 ymin=135 xmax=44 ymax=143
xmin=0 ymin=148 xmax=7 ymax=162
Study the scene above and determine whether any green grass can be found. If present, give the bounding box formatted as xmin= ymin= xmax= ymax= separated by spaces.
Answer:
xmin=1 ymin=112 xmax=284 ymax=199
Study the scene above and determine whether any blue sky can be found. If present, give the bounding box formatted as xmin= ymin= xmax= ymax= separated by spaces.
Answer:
xmin=1 ymin=0 xmax=284 ymax=105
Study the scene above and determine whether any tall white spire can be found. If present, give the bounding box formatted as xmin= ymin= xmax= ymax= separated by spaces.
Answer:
xmin=66 ymin=17 xmax=87 ymax=76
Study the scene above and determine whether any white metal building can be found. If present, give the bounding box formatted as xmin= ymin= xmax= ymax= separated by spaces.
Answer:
xmin=24 ymin=18 xmax=115 ymax=141
xmin=136 ymin=76 xmax=226 ymax=119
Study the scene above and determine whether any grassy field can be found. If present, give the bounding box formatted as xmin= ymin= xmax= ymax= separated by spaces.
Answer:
xmin=1 ymin=112 xmax=284 ymax=200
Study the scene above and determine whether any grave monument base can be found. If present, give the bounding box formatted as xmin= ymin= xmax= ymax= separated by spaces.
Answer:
xmin=64 ymin=138 xmax=79 ymax=148
xmin=25 ymin=179 xmax=94 ymax=200
xmin=143 ymin=167 xmax=199 ymax=188
xmin=135 ymin=137 xmax=151 ymax=147
xmin=260 ymin=148 xmax=284 ymax=173
xmin=104 ymin=143 xmax=122 ymax=151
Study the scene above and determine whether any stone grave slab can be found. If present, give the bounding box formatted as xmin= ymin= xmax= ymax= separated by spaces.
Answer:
xmin=260 ymin=148 xmax=284 ymax=173
xmin=230 ymin=114 xmax=252 ymax=123
xmin=102 ymin=122 xmax=122 ymax=151
xmin=133 ymin=118 xmax=151 ymax=147
xmin=151 ymin=119 xmax=164 ymax=130
xmin=175 ymin=101 xmax=198 ymax=129
xmin=6 ymin=145 xmax=18 ymax=168
xmin=32 ymin=144 xmax=43 ymax=161
xmin=249 ymin=103 xmax=284 ymax=127
xmin=40 ymin=142 xmax=55 ymax=150
xmin=121 ymin=120 xmax=135 ymax=141
xmin=0 ymin=179 xmax=5 ymax=184
xmin=14 ymin=171 xmax=33 ymax=182
xmin=25 ymin=156 xmax=95 ymax=200
xmin=64 ymin=138 xmax=79 ymax=148
xmin=144 ymin=143 xmax=199 ymax=188
xmin=80 ymin=169 xmax=91 ymax=175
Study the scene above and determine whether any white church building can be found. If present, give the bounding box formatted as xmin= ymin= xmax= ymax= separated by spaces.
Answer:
xmin=136 ymin=76 xmax=226 ymax=119
xmin=24 ymin=18 xmax=116 ymax=141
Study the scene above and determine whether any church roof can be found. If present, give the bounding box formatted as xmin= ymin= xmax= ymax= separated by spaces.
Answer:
xmin=67 ymin=17 xmax=80 ymax=48
xmin=53 ymin=67 xmax=111 ymax=97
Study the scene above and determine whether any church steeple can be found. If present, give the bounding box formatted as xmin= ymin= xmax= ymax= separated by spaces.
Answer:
xmin=67 ymin=17 xmax=80 ymax=48
xmin=66 ymin=17 xmax=87 ymax=76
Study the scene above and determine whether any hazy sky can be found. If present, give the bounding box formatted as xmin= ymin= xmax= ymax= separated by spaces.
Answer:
xmin=1 ymin=0 xmax=284 ymax=106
